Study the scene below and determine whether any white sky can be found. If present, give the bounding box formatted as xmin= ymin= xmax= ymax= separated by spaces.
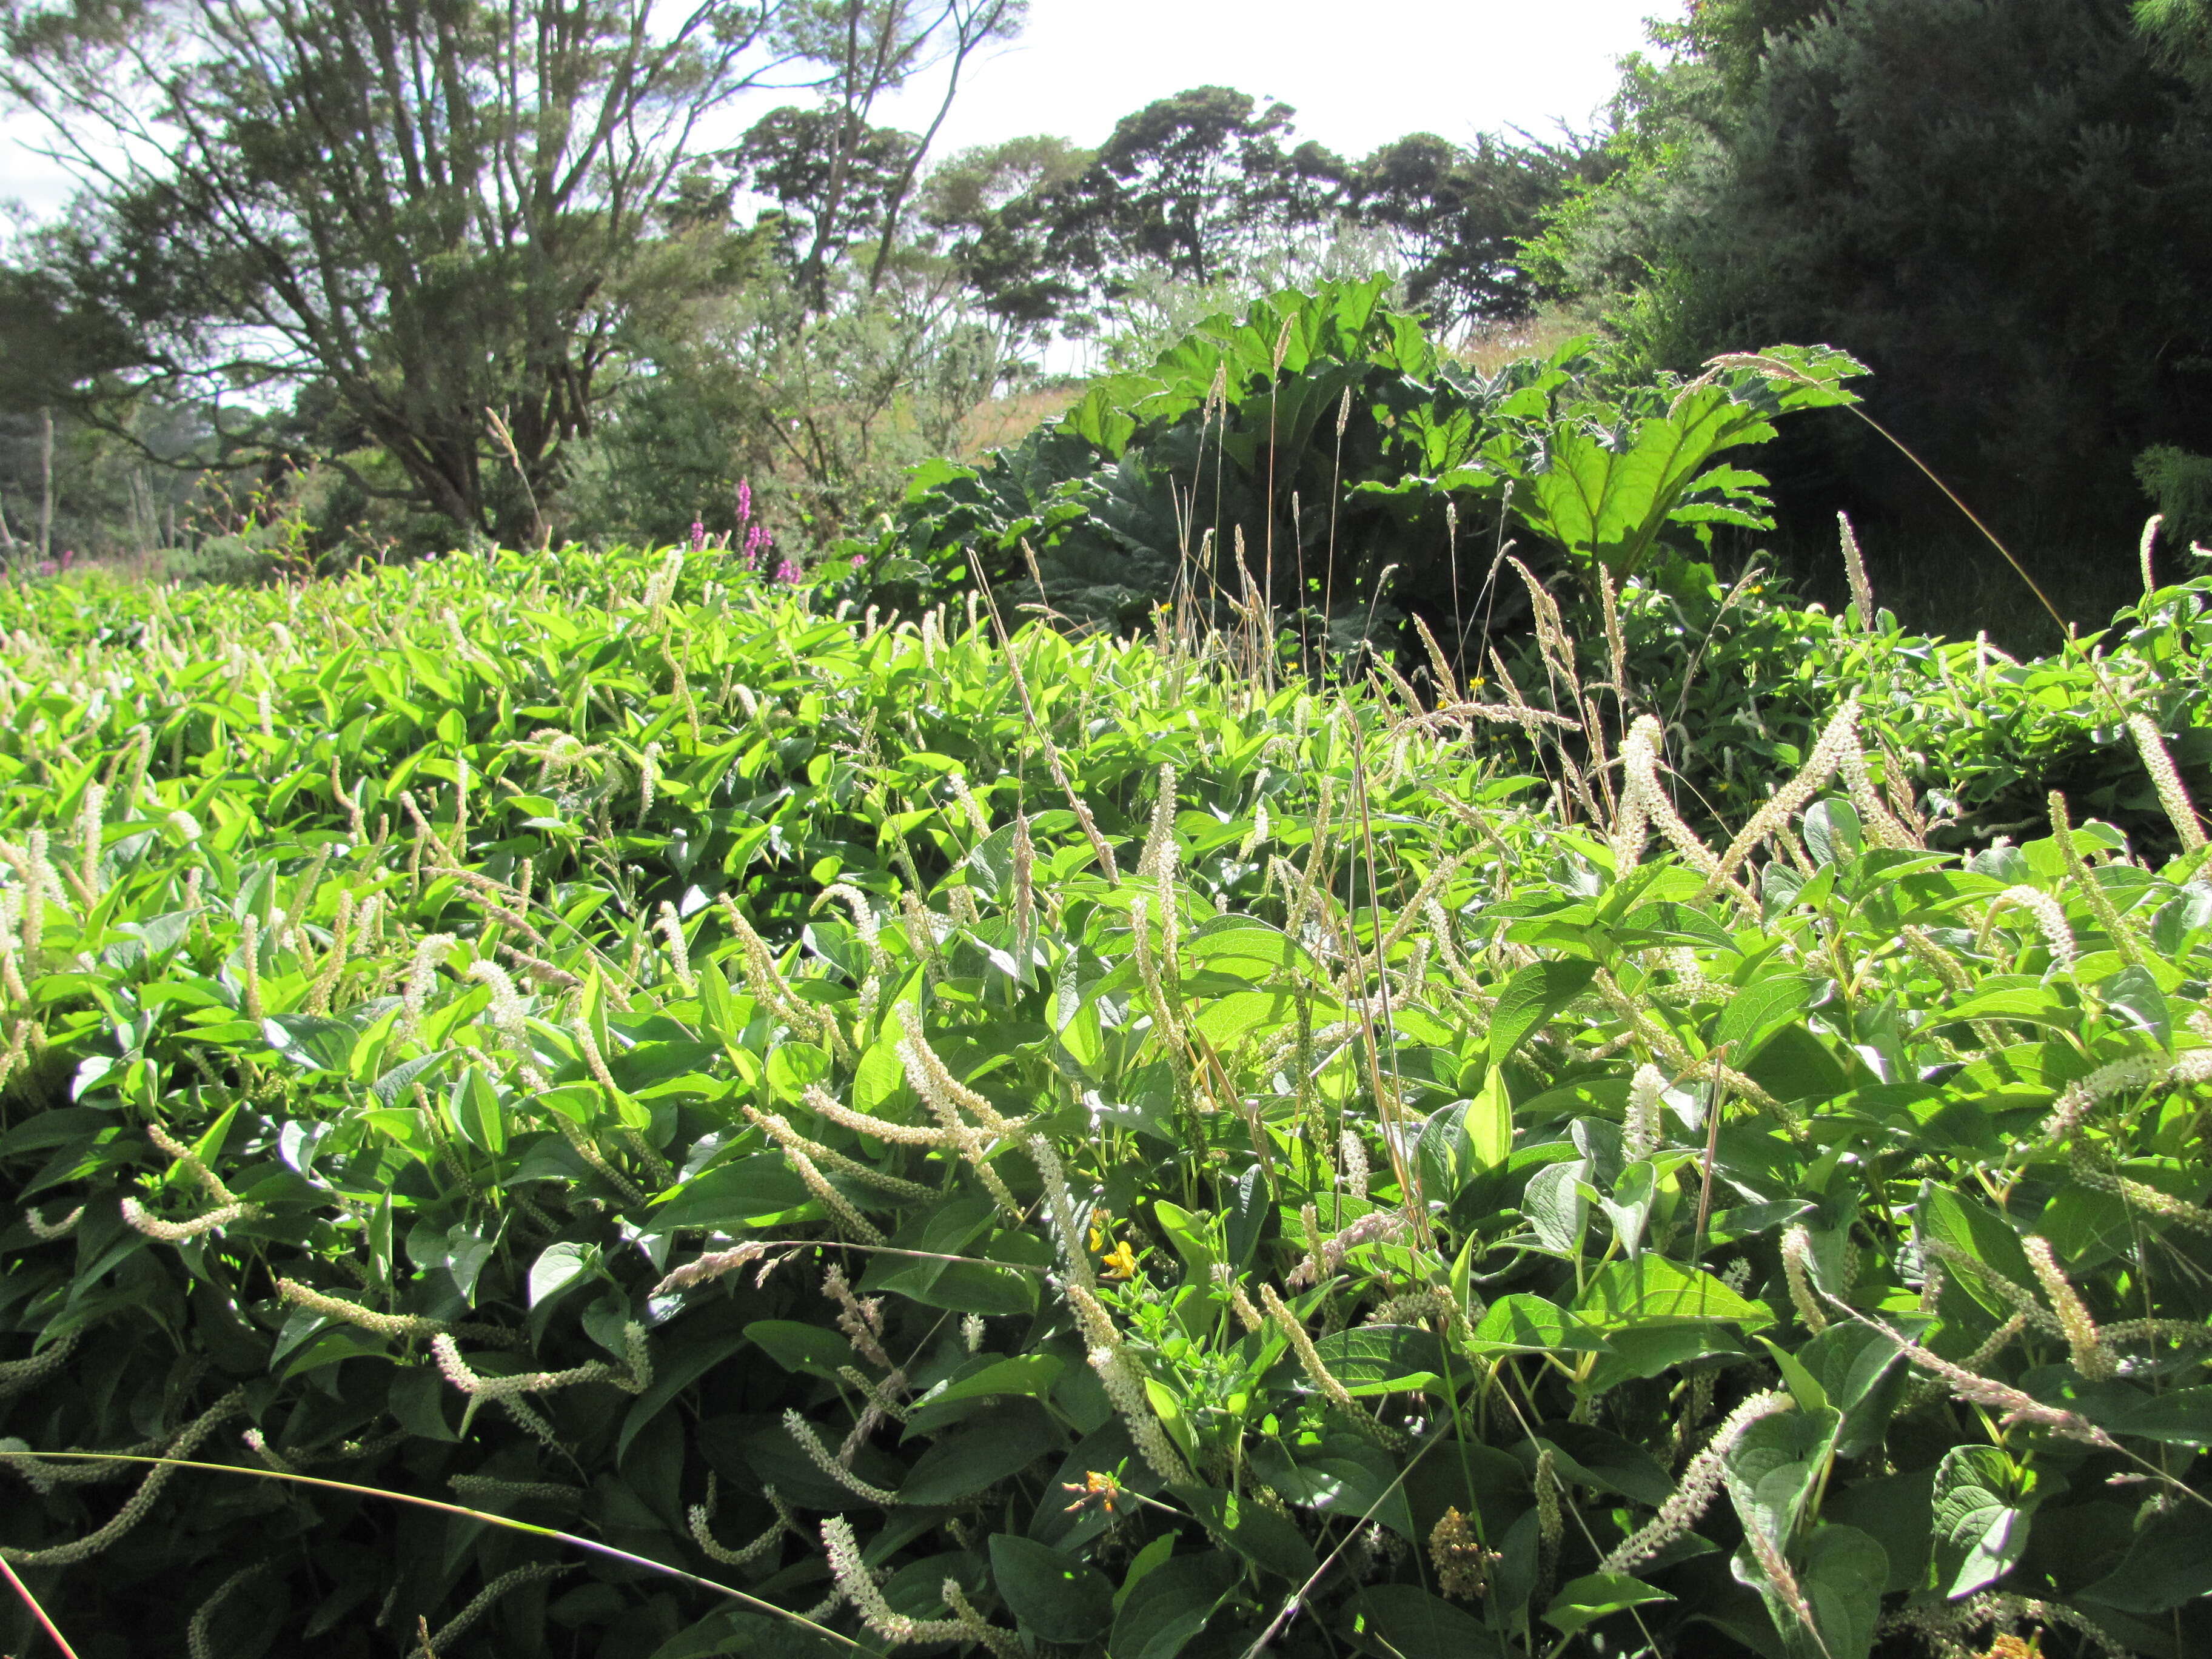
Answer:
xmin=875 ymin=0 xmax=1663 ymax=162
xmin=0 ymin=1 xmax=1665 ymax=222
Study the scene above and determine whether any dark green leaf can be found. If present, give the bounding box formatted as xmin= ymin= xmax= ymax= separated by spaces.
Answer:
xmin=1310 ymin=1324 xmax=1447 ymax=1396
xmin=2078 ymin=1504 xmax=2212 ymax=1613
xmin=1543 ymin=1572 xmax=1675 ymax=1638
xmin=988 ymin=1535 xmax=1112 ymax=1643
xmin=1108 ymin=1550 xmax=1240 ymax=1659
xmin=897 ymin=1405 xmax=1060 ymax=1504
xmin=1339 ymin=1584 xmax=1502 ymax=1659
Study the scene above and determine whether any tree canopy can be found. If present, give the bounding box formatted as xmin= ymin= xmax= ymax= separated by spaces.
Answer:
xmin=1526 ymin=0 xmax=2212 ymax=597
xmin=0 ymin=0 xmax=1602 ymax=565
xmin=0 ymin=0 xmax=1040 ymax=542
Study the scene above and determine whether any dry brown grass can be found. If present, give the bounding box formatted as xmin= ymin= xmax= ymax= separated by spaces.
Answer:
xmin=1443 ymin=310 xmax=1590 ymax=377
xmin=953 ymin=386 xmax=1081 ymax=461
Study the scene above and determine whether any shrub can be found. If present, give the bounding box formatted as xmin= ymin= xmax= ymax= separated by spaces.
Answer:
xmin=842 ymin=276 xmax=1860 ymax=660
xmin=2135 ymin=447 xmax=2212 ymax=551
xmin=1 ymin=546 xmax=2209 ymax=1659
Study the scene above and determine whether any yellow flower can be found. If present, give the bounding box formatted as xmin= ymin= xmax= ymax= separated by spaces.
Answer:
xmin=1087 ymin=1207 xmax=1111 ymax=1255
xmin=1061 ymin=1470 xmax=1124 ymax=1515
xmin=1101 ymin=1241 xmax=1138 ymax=1280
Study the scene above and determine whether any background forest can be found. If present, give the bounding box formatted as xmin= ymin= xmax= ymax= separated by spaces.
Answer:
xmin=2 ymin=0 xmax=2205 ymax=645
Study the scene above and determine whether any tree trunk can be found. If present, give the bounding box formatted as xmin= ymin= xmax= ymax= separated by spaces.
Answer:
xmin=37 ymin=408 xmax=55 ymax=562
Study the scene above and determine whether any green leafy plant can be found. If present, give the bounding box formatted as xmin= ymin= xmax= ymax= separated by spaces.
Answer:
xmin=1 ymin=543 xmax=2208 ymax=1659
xmin=842 ymin=278 xmax=1861 ymax=673
xmin=1473 ymin=343 xmax=1863 ymax=586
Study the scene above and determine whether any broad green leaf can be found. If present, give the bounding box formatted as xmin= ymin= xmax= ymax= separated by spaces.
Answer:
xmin=618 ymin=1333 xmax=748 ymax=1461
xmin=2077 ymin=1504 xmax=2212 ymax=1614
xmin=1310 ymin=1324 xmax=1447 ymax=1396
xmin=1193 ymin=989 xmax=1298 ymax=1050
xmin=1795 ymin=1524 xmax=1889 ymax=1659
xmin=2098 ymin=964 xmax=2171 ymax=1045
xmin=1467 ymin=1294 xmax=1611 ymax=1356
xmin=1616 ymin=900 xmax=1737 ymax=951
xmin=1726 ymin=1407 xmax=1841 ymax=1550
xmin=897 ymin=1407 xmax=1059 ymax=1504
xmin=743 ymin=1320 xmax=856 ymax=1381
xmin=1577 ymin=1256 xmax=1774 ymax=1330
xmin=1583 ymin=1322 xmax=1749 ymax=1393
xmin=1804 ymin=798 xmax=1862 ymax=867
xmin=1249 ymin=1438 xmax=1415 ymax=1538
xmin=1530 ymin=1423 xmax=1675 ymax=1506
xmin=1543 ymin=1573 xmax=1675 ymax=1638
xmin=988 ymin=1535 xmax=1112 ymax=1643
xmin=910 ymin=1353 xmax=1065 ymax=1417
xmin=766 ymin=1042 xmax=831 ymax=1104
xmin=443 ymin=1226 xmax=495 ymax=1304
xmin=879 ymin=1228 xmax=1048 ymax=1316
xmin=653 ymin=1155 xmax=813 ymax=1230
xmin=1466 ymin=1066 xmax=1512 ymax=1171
xmin=1490 ymin=960 xmax=1597 ymax=1065
xmin=1152 ymin=1200 xmax=1218 ymax=1277
xmin=528 ymin=1239 xmax=597 ymax=1309
xmin=1339 ymin=1584 xmax=1502 ymax=1659
xmin=1108 ymin=1550 xmax=1240 ymax=1659
xmin=1113 ymin=1533 xmax=1176 ymax=1615
xmin=1943 ymin=977 xmax=2077 ymax=1030
xmin=444 ymin=1064 xmax=506 ymax=1155
xmin=1792 ymin=1323 xmax=1908 ymax=1456
xmin=1171 ymin=1483 xmax=1320 ymax=1580
xmin=1930 ymin=1444 xmax=2034 ymax=1599
xmin=1822 ymin=1468 xmax=1936 ymax=1594
xmin=1915 ymin=1182 xmax=2040 ymax=1326
xmin=1714 ymin=974 xmax=1814 ymax=1063
xmin=1598 ymin=1159 xmax=1657 ymax=1259
xmin=263 ymin=1012 xmax=358 ymax=1073
xmin=1522 ymin=1157 xmax=1590 ymax=1255
xmin=2106 ymin=1384 xmax=2212 ymax=1446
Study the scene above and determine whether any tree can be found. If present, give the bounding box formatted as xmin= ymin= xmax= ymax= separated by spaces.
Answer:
xmin=0 ymin=253 xmax=211 ymax=564
xmin=758 ymin=0 xmax=1024 ymax=308
xmin=931 ymin=137 xmax=1098 ymax=332
xmin=967 ymin=87 xmax=1346 ymax=330
xmin=2 ymin=0 xmax=825 ymax=542
xmin=1526 ymin=0 xmax=2212 ymax=602
xmin=1343 ymin=130 xmax=1610 ymax=333
xmin=2137 ymin=0 xmax=2212 ymax=73
xmin=734 ymin=105 xmax=923 ymax=269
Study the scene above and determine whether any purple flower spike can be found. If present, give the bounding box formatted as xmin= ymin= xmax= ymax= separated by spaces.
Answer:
xmin=776 ymin=559 xmax=799 ymax=585
xmin=736 ymin=481 xmax=752 ymax=527
xmin=689 ymin=520 xmax=705 ymax=552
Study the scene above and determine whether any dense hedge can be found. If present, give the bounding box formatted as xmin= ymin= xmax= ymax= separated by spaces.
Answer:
xmin=0 ymin=546 xmax=2208 ymax=1659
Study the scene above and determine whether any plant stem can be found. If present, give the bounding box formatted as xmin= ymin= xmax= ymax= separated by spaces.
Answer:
xmin=1 ymin=1550 xmax=82 ymax=1659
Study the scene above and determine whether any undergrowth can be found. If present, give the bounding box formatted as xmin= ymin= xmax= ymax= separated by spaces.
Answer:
xmin=0 ymin=544 xmax=2207 ymax=1659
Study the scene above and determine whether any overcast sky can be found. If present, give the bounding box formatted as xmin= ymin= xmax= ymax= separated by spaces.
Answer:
xmin=871 ymin=0 xmax=1661 ymax=161
xmin=0 ymin=0 xmax=1665 ymax=222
